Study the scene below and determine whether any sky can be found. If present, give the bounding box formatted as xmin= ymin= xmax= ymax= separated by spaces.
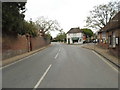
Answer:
xmin=25 ymin=0 xmax=115 ymax=38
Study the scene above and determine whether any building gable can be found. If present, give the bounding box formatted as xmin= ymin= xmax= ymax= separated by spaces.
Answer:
xmin=67 ymin=28 xmax=83 ymax=34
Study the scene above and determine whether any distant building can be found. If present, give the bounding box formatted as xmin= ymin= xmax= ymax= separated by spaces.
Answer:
xmin=66 ymin=28 xmax=86 ymax=44
xmin=98 ymin=11 xmax=120 ymax=58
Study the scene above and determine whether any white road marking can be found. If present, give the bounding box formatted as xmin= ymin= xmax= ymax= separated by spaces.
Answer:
xmin=33 ymin=64 xmax=52 ymax=89
xmin=59 ymin=48 xmax=61 ymax=52
xmin=1 ymin=51 xmax=41 ymax=70
xmin=54 ymin=48 xmax=61 ymax=59
xmin=54 ymin=53 xmax=59 ymax=59
xmin=92 ymin=51 xmax=118 ymax=72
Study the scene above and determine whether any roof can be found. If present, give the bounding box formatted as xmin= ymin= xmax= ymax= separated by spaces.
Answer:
xmin=99 ymin=11 xmax=120 ymax=33
xmin=67 ymin=28 xmax=83 ymax=34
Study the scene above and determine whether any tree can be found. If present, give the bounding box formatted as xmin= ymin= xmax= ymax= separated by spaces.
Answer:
xmin=22 ymin=21 xmax=38 ymax=37
xmin=2 ymin=2 xmax=26 ymax=36
xmin=81 ymin=28 xmax=93 ymax=37
xmin=85 ymin=1 xmax=119 ymax=30
xmin=44 ymin=32 xmax=53 ymax=41
xmin=54 ymin=31 xmax=66 ymax=42
xmin=35 ymin=16 xmax=61 ymax=36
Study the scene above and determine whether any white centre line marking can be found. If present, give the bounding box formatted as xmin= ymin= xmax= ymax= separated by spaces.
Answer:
xmin=59 ymin=48 xmax=61 ymax=52
xmin=54 ymin=53 xmax=59 ymax=59
xmin=92 ymin=51 xmax=118 ymax=72
xmin=54 ymin=48 xmax=61 ymax=59
xmin=33 ymin=64 xmax=52 ymax=89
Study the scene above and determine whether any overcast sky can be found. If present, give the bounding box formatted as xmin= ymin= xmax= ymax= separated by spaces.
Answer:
xmin=25 ymin=0 xmax=115 ymax=37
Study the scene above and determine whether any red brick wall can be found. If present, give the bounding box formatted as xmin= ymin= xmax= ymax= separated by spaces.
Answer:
xmin=98 ymin=32 xmax=109 ymax=49
xmin=2 ymin=35 xmax=28 ymax=59
xmin=98 ymin=29 xmax=120 ymax=58
xmin=2 ymin=35 xmax=50 ymax=60
xmin=108 ymin=29 xmax=120 ymax=58
xmin=3 ymin=35 xmax=28 ymax=51
xmin=31 ymin=36 xmax=46 ymax=50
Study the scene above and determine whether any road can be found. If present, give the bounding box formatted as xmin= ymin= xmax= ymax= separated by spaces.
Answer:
xmin=2 ymin=42 xmax=118 ymax=88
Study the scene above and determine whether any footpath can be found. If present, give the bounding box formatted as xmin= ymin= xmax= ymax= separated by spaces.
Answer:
xmin=81 ymin=43 xmax=120 ymax=68
xmin=1 ymin=44 xmax=51 ymax=67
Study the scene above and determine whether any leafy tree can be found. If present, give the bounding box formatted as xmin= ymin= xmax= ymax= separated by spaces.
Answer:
xmin=22 ymin=21 xmax=38 ymax=37
xmin=35 ymin=16 xmax=61 ymax=36
xmin=81 ymin=28 xmax=93 ymax=37
xmin=85 ymin=1 xmax=119 ymax=30
xmin=54 ymin=32 xmax=66 ymax=42
xmin=44 ymin=32 xmax=53 ymax=41
xmin=2 ymin=2 xmax=26 ymax=36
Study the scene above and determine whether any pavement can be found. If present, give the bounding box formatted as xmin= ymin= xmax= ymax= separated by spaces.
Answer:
xmin=2 ymin=42 xmax=118 ymax=88
xmin=81 ymin=43 xmax=120 ymax=67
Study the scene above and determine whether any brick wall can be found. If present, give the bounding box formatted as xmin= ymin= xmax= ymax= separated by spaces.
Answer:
xmin=108 ymin=29 xmax=120 ymax=58
xmin=31 ymin=36 xmax=48 ymax=50
xmin=98 ymin=29 xmax=120 ymax=58
xmin=2 ymin=35 xmax=50 ymax=60
xmin=2 ymin=35 xmax=28 ymax=60
xmin=98 ymin=32 xmax=109 ymax=49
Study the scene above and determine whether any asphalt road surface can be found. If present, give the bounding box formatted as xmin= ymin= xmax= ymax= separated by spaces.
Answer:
xmin=2 ymin=42 xmax=118 ymax=88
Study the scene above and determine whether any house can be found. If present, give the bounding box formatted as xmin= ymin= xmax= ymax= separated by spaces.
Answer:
xmin=98 ymin=11 xmax=120 ymax=58
xmin=66 ymin=28 xmax=86 ymax=44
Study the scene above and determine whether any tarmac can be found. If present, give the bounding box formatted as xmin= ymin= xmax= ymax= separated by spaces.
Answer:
xmin=1 ymin=43 xmax=120 ymax=68
xmin=3 ymin=42 xmax=118 ymax=88
xmin=1 ymin=44 xmax=51 ymax=67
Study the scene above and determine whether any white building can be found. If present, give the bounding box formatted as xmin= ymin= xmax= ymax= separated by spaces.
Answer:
xmin=66 ymin=28 xmax=85 ymax=44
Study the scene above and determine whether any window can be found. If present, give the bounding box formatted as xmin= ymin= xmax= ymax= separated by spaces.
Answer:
xmin=102 ymin=32 xmax=106 ymax=38
xmin=112 ymin=32 xmax=116 ymax=48
xmin=102 ymin=32 xmax=107 ymax=43
xmin=115 ymin=37 xmax=119 ymax=45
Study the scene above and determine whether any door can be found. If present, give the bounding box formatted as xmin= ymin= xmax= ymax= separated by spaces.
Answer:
xmin=68 ymin=38 xmax=70 ymax=44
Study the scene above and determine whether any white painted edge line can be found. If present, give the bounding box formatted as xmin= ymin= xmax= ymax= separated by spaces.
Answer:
xmin=92 ymin=51 xmax=118 ymax=72
xmin=0 ymin=51 xmax=41 ymax=70
xmin=33 ymin=64 xmax=52 ymax=89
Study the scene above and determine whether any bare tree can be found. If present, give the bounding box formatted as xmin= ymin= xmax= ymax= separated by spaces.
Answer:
xmin=85 ymin=1 xmax=119 ymax=30
xmin=36 ymin=16 xmax=61 ymax=36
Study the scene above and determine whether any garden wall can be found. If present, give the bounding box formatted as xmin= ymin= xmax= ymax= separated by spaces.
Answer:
xmin=2 ymin=35 xmax=50 ymax=60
